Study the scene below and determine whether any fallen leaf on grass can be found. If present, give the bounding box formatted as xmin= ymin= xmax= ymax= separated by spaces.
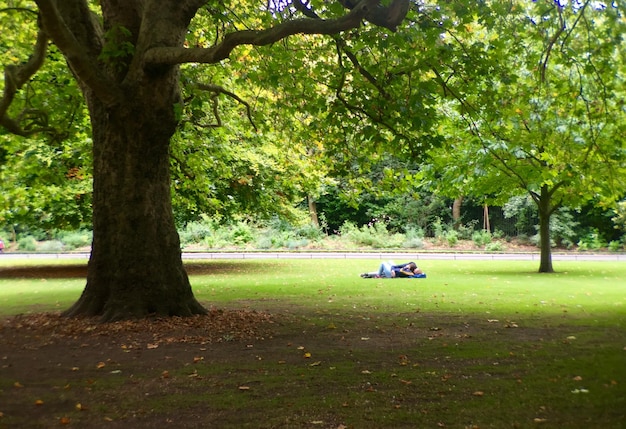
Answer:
xmin=238 ymin=386 xmax=250 ymax=391
xmin=309 ymin=361 xmax=322 ymax=367
xmin=59 ymin=417 xmax=71 ymax=425
xmin=96 ymin=362 xmax=106 ymax=369
xmin=13 ymin=382 xmax=23 ymax=388
xmin=35 ymin=399 xmax=44 ymax=405
xmin=472 ymin=391 xmax=484 ymax=396
xmin=2 ymin=310 xmax=275 ymax=348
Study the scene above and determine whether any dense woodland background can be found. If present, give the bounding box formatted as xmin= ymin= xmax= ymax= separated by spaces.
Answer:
xmin=2 ymin=2 xmax=625 ymax=251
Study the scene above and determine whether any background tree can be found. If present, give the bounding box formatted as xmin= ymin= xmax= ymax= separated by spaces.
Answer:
xmin=0 ymin=5 xmax=92 ymax=236
xmin=424 ymin=0 xmax=626 ymax=272
xmin=0 ymin=0 xmax=409 ymax=321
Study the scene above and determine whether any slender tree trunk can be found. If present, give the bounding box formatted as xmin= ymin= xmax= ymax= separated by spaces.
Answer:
xmin=537 ymin=186 xmax=554 ymax=273
xmin=64 ymin=69 xmax=206 ymax=321
xmin=483 ymin=204 xmax=490 ymax=232
xmin=308 ymin=195 xmax=319 ymax=228
xmin=452 ymin=196 xmax=463 ymax=229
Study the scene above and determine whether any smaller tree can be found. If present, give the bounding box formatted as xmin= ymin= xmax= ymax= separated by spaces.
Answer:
xmin=425 ymin=1 xmax=626 ymax=272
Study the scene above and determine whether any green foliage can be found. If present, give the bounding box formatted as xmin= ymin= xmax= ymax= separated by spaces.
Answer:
xmin=484 ymin=241 xmax=503 ymax=252
xmin=98 ymin=25 xmax=135 ymax=71
xmin=54 ymin=230 xmax=92 ymax=250
xmin=472 ymin=230 xmax=492 ymax=247
xmin=17 ymin=236 xmax=36 ymax=251
xmin=230 ymin=222 xmax=254 ymax=245
xmin=577 ymin=228 xmax=608 ymax=251
xmin=444 ymin=229 xmax=459 ymax=247
xmin=339 ymin=221 xmax=405 ymax=248
xmin=608 ymin=240 xmax=624 ymax=252
xmin=39 ymin=240 xmax=64 ymax=252
xmin=549 ymin=210 xmax=579 ymax=249
xmin=402 ymin=226 xmax=425 ymax=249
xmin=456 ymin=219 xmax=480 ymax=240
xmin=611 ymin=201 xmax=626 ymax=233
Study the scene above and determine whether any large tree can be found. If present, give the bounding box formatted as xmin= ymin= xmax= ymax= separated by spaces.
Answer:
xmin=1 ymin=0 xmax=409 ymax=321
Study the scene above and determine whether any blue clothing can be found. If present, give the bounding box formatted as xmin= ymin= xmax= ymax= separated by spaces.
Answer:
xmin=377 ymin=261 xmax=420 ymax=278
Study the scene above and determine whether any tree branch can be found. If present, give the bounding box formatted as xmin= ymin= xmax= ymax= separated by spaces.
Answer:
xmin=337 ymin=39 xmax=390 ymax=99
xmin=195 ymin=83 xmax=257 ymax=130
xmin=34 ymin=0 xmax=122 ymax=106
xmin=0 ymin=28 xmax=49 ymax=136
xmin=143 ymin=2 xmax=373 ymax=66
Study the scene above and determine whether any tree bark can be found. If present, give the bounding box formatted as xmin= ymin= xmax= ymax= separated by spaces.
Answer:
xmin=537 ymin=185 xmax=554 ymax=273
xmin=308 ymin=195 xmax=319 ymax=228
xmin=64 ymin=88 xmax=207 ymax=321
xmin=452 ymin=196 xmax=463 ymax=229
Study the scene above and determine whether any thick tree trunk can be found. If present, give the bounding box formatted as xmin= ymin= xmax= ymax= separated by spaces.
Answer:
xmin=537 ymin=186 xmax=554 ymax=273
xmin=64 ymin=70 xmax=207 ymax=321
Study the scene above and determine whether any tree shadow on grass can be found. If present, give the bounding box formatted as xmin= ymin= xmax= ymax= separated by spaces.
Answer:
xmin=0 ymin=260 xmax=281 ymax=279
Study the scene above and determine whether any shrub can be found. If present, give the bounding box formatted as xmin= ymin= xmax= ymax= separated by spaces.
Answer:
xmin=17 ymin=236 xmax=37 ymax=252
xmin=286 ymin=238 xmax=309 ymax=249
xmin=403 ymin=237 xmax=425 ymax=249
xmin=432 ymin=218 xmax=445 ymax=241
xmin=608 ymin=240 xmax=623 ymax=252
xmin=57 ymin=230 xmax=92 ymax=250
xmin=39 ymin=240 xmax=65 ymax=252
xmin=457 ymin=219 xmax=479 ymax=240
xmin=179 ymin=220 xmax=214 ymax=245
xmin=551 ymin=210 xmax=579 ymax=248
xmin=445 ymin=230 xmax=459 ymax=247
xmin=230 ymin=222 xmax=255 ymax=245
xmin=485 ymin=241 xmax=504 ymax=252
xmin=472 ymin=230 xmax=492 ymax=247
xmin=295 ymin=223 xmax=324 ymax=241
xmin=339 ymin=221 xmax=405 ymax=248
xmin=578 ymin=228 xmax=607 ymax=250
xmin=255 ymin=236 xmax=274 ymax=249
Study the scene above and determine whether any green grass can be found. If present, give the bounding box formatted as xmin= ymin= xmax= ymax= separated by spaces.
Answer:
xmin=1 ymin=257 xmax=625 ymax=428
xmin=3 ymin=258 xmax=624 ymax=319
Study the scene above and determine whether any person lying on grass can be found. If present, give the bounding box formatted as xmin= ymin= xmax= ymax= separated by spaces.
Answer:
xmin=360 ymin=261 xmax=426 ymax=278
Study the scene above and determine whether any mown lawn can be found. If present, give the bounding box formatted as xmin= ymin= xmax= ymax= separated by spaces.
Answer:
xmin=0 ymin=257 xmax=624 ymax=428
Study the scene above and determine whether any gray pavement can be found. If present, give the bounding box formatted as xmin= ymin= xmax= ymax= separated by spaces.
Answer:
xmin=1 ymin=251 xmax=624 ymax=261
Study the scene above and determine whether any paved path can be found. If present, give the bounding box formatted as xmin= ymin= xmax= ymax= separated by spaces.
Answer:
xmin=2 ymin=251 xmax=624 ymax=262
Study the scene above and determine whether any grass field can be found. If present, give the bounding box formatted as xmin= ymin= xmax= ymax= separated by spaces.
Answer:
xmin=0 ymin=257 xmax=625 ymax=428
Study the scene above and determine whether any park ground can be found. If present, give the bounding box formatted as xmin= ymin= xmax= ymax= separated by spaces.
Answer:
xmin=1 ymin=260 xmax=625 ymax=428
